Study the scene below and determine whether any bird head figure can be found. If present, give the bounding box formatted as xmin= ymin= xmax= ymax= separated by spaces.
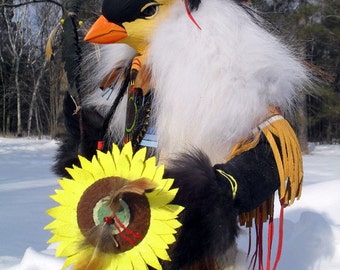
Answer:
xmin=84 ymin=0 xmax=183 ymax=53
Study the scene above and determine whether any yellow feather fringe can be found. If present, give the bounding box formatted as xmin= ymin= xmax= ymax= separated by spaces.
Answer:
xmin=45 ymin=23 xmax=62 ymax=61
xmin=228 ymin=107 xmax=303 ymax=227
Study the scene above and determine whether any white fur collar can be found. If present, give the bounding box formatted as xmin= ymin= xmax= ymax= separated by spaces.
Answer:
xmin=148 ymin=0 xmax=309 ymax=163
xmin=82 ymin=0 xmax=309 ymax=164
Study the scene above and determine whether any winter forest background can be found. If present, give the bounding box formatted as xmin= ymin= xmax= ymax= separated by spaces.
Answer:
xmin=1 ymin=0 xmax=340 ymax=150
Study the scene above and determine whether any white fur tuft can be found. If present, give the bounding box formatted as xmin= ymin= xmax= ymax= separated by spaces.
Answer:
xmin=80 ymin=0 xmax=309 ymax=164
xmin=81 ymin=44 xmax=135 ymax=113
xmin=80 ymin=44 xmax=135 ymax=143
xmin=148 ymin=0 xmax=309 ymax=163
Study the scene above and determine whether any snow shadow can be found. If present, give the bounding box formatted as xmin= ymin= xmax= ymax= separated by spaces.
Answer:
xmin=279 ymin=210 xmax=335 ymax=270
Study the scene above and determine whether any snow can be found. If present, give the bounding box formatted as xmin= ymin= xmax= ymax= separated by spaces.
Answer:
xmin=0 ymin=137 xmax=339 ymax=269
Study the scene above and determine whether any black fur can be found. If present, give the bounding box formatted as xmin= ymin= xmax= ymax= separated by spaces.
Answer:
xmin=53 ymin=62 xmax=131 ymax=177
xmin=163 ymin=149 xmax=238 ymax=269
xmin=61 ymin=15 xmax=81 ymax=97
xmin=214 ymin=135 xmax=280 ymax=214
xmin=53 ymin=92 xmax=105 ymax=177
xmin=187 ymin=0 xmax=201 ymax=11
xmin=162 ymin=135 xmax=281 ymax=268
xmin=187 ymin=0 xmax=245 ymax=11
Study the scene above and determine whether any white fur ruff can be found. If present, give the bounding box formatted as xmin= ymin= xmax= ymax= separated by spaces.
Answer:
xmin=82 ymin=0 xmax=309 ymax=164
xmin=81 ymin=44 xmax=135 ymax=144
xmin=148 ymin=0 xmax=309 ymax=163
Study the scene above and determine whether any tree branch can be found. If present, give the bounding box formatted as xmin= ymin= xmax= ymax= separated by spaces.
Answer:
xmin=0 ymin=0 xmax=62 ymax=8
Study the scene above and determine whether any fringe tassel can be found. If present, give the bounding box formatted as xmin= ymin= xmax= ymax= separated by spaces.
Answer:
xmin=229 ymin=107 xmax=303 ymax=269
xmin=230 ymin=107 xmax=303 ymax=226
xmin=261 ymin=114 xmax=303 ymax=206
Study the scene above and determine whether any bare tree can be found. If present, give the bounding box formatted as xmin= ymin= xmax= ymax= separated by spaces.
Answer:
xmin=2 ymin=4 xmax=31 ymax=136
xmin=0 ymin=0 xmax=63 ymax=136
xmin=27 ymin=2 xmax=61 ymax=136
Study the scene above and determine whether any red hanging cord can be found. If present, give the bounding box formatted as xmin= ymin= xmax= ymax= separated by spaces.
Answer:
xmin=113 ymin=215 xmax=137 ymax=246
xmin=249 ymin=222 xmax=259 ymax=270
xmin=258 ymin=214 xmax=264 ymax=270
xmin=273 ymin=201 xmax=285 ymax=270
xmin=266 ymin=217 xmax=274 ymax=269
xmin=184 ymin=0 xmax=202 ymax=30
xmin=114 ymin=214 xmax=143 ymax=240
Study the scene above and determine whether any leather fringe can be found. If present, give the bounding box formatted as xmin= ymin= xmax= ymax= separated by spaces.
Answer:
xmin=228 ymin=107 xmax=303 ymax=227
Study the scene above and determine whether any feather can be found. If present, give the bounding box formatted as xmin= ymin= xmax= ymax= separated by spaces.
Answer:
xmin=73 ymin=251 xmax=105 ymax=270
xmin=45 ymin=22 xmax=63 ymax=61
xmin=108 ymin=178 xmax=157 ymax=213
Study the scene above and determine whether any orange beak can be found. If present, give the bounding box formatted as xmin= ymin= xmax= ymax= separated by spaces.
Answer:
xmin=84 ymin=15 xmax=128 ymax=44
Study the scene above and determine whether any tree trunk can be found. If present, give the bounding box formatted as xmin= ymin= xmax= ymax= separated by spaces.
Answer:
xmin=27 ymin=59 xmax=48 ymax=136
xmin=296 ymin=93 xmax=309 ymax=154
xmin=14 ymin=55 xmax=22 ymax=137
xmin=34 ymin=107 xmax=41 ymax=138
xmin=1 ymin=78 xmax=6 ymax=134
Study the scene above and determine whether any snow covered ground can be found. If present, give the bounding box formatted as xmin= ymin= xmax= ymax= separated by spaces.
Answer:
xmin=0 ymin=137 xmax=339 ymax=269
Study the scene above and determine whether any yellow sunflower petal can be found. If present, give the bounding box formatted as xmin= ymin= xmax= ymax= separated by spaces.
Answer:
xmin=156 ymin=178 xmax=175 ymax=192
xmin=113 ymin=252 xmax=133 ymax=270
xmin=145 ymin=231 xmax=169 ymax=249
xmin=160 ymin=233 xmax=176 ymax=244
xmin=47 ymin=206 xmax=76 ymax=222
xmin=77 ymin=155 xmax=92 ymax=172
xmin=89 ymin=155 xmax=106 ymax=179
xmin=151 ymin=207 xmax=182 ymax=221
xmin=48 ymin=220 xmax=80 ymax=237
xmin=116 ymin=153 xmax=131 ymax=179
xmin=141 ymin=156 xmax=157 ymax=179
xmin=46 ymin=232 xmax=62 ymax=243
xmin=57 ymin=177 xmax=79 ymax=190
xmin=55 ymin=238 xmax=82 ymax=257
xmin=63 ymin=252 xmax=84 ymax=269
xmin=46 ymin=234 xmax=61 ymax=244
xmin=153 ymin=165 xmax=165 ymax=181
xmin=163 ymin=218 xmax=183 ymax=229
xmin=48 ymin=224 xmax=78 ymax=237
xmin=44 ymin=219 xmax=63 ymax=230
xmin=97 ymin=150 xmax=117 ymax=176
xmin=147 ymin=188 xmax=178 ymax=207
xmin=128 ymin=158 xmax=145 ymax=179
xmin=139 ymin=242 xmax=162 ymax=270
xmin=128 ymin=249 xmax=149 ymax=270
xmin=131 ymin=146 xmax=147 ymax=164
xmin=50 ymin=189 xmax=78 ymax=206
xmin=120 ymin=141 xmax=133 ymax=161
xmin=99 ymin=252 xmax=116 ymax=270
xmin=150 ymin=219 xmax=177 ymax=234
xmin=70 ymin=247 xmax=103 ymax=270
xmin=110 ymin=143 xmax=121 ymax=163
xmin=152 ymin=247 xmax=171 ymax=261
xmin=51 ymin=225 xmax=81 ymax=238
xmin=67 ymin=166 xmax=95 ymax=186
xmin=164 ymin=204 xmax=185 ymax=216
xmin=108 ymin=256 xmax=118 ymax=270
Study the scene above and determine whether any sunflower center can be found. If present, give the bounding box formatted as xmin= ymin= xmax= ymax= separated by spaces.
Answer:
xmin=93 ymin=197 xmax=131 ymax=234
xmin=77 ymin=177 xmax=151 ymax=253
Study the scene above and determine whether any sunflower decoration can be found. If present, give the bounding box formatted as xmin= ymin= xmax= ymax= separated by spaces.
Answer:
xmin=45 ymin=142 xmax=184 ymax=270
